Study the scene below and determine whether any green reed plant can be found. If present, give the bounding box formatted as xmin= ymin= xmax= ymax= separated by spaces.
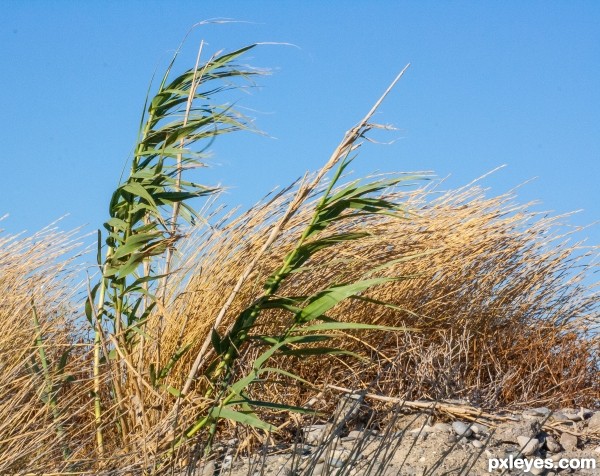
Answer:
xmin=167 ymin=65 xmax=429 ymax=454
xmin=86 ymin=40 xmax=262 ymax=455
xmin=84 ymin=31 xmax=422 ymax=463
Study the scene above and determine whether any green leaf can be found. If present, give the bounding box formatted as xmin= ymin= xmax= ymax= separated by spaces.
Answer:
xmin=236 ymin=399 xmax=320 ymax=415
xmin=111 ymin=231 xmax=162 ymax=261
xmin=252 ymin=335 xmax=312 ymax=370
xmin=121 ymin=181 xmax=158 ymax=208
xmin=158 ymin=343 xmax=191 ymax=380
xmin=149 ymin=363 xmax=157 ymax=387
xmin=299 ymin=322 xmax=413 ymax=333
xmin=56 ymin=349 xmax=71 ymax=374
xmin=258 ymin=367 xmax=315 ymax=387
xmin=297 ymin=277 xmax=395 ymax=323
xmin=287 ymin=232 xmax=370 ymax=269
xmin=161 ymin=385 xmax=183 ymax=398
xmin=211 ymin=328 xmax=223 ymax=354
xmin=281 ymin=347 xmax=367 ymax=361
xmin=126 ymin=324 xmax=151 ymax=340
xmin=229 ymin=371 xmax=259 ymax=396
xmin=209 ymin=406 xmax=274 ymax=431
xmin=85 ymin=283 xmax=101 ymax=323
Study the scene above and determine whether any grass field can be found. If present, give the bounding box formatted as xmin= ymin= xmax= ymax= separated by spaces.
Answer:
xmin=0 ymin=38 xmax=597 ymax=475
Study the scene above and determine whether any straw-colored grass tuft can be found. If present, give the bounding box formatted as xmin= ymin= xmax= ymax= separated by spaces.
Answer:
xmin=0 ymin=224 xmax=90 ymax=473
xmin=153 ymin=176 xmax=599 ymax=419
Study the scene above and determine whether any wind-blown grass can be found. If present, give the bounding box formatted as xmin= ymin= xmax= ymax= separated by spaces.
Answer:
xmin=156 ymin=178 xmax=599 ymax=418
xmin=0 ymin=35 xmax=598 ymax=475
xmin=0 ymin=224 xmax=88 ymax=473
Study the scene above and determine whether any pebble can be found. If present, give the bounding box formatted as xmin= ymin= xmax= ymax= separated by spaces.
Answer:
xmin=545 ymin=435 xmax=562 ymax=453
xmin=594 ymin=445 xmax=600 ymax=454
xmin=524 ymin=407 xmax=551 ymax=417
xmin=432 ymin=422 xmax=452 ymax=433
xmin=200 ymin=461 xmax=215 ymax=476
xmin=221 ymin=455 xmax=232 ymax=470
xmin=470 ymin=422 xmax=488 ymax=434
xmin=562 ymin=412 xmax=582 ymax=422
xmin=292 ymin=444 xmax=313 ymax=455
xmin=452 ymin=421 xmax=473 ymax=438
xmin=549 ymin=412 xmax=571 ymax=423
xmin=328 ymin=457 xmax=346 ymax=468
xmin=517 ymin=435 xmax=540 ymax=456
xmin=587 ymin=411 xmax=600 ymax=430
xmin=528 ymin=466 xmax=545 ymax=475
xmin=549 ymin=452 xmax=562 ymax=462
xmin=471 ymin=439 xmax=483 ymax=448
xmin=494 ymin=419 xmax=541 ymax=444
xmin=312 ymin=462 xmax=325 ymax=475
xmin=559 ymin=432 xmax=578 ymax=452
xmin=303 ymin=424 xmax=326 ymax=445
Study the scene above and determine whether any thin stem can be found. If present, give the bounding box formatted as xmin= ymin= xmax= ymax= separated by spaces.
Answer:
xmin=31 ymin=300 xmax=70 ymax=459
xmin=178 ymin=64 xmax=411 ymax=398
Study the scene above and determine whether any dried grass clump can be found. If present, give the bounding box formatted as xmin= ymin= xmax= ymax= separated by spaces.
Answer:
xmin=0 ymin=224 xmax=89 ymax=473
xmin=154 ymin=177 xmax=599 ymax=414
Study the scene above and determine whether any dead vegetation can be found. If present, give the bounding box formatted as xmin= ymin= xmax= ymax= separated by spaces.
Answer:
xmin=1 ymin=174 xmax=598 ymax=474
xmin=0 ymin=38 xmax=598 ymax=474
xmin=154 ymin=177 xmax=599 ymax=418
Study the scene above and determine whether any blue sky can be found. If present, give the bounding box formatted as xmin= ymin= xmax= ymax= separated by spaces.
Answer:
xmin=1 ymin=1 xmax=599 ymax=252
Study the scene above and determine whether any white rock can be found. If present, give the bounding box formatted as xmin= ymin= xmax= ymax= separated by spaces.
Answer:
xmin=517 ymin=435 xmax=540 ymax=456
xmin=524 ymin=407 xmax=550 ymax=417
xmin=587 ymin=411 xmax=600 ymax=430
xmin=472 ymin=439 xmax=483 ymax=448
xmin=221 ymin=455 xmax=232 ymax=470
xmin=303 ymin=424 xmax=326 ymax=445
xmin=328 ymin=457 xmax=346 ymax=468
xmin=549 ymin=453 xmax=562 ymax=462
xmin=452 ymin=421 xmax=473 ymax=437
xmin=559 ymin=432 xmax=578 ymax=452
xmin=200 ymin=461 xmax=215 ymax=476
xmin=470 ymin=422 xmax=488 ymax=434
xmin=312 ymin=462 xmax=325 ymax=476
xmin=529 ymin=466 xmax=545 ymax=475
xmin=562 ymin=412 xmax=582 ymax=422
xmin=432 ymin=422 xmax=452 ymax=433
xmin=332 ymin=448 xmax=350 ymax=460
xmin=545 ymin=435 xmax=562 ymax=453
xmin=327 ymin=448 xmax=351 ymax=468
xmin=550 ymin=412 xmax=570 ymax=423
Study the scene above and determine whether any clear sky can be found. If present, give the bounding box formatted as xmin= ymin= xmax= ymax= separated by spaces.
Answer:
xmin=1 ymin=1 xmax=599 ymax=252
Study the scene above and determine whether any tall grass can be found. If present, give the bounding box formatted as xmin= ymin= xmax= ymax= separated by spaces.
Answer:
xmin=0 ymin=36 xmax=598 ymax=474
xmin=0 ymin=223 xmax=87 ymax=472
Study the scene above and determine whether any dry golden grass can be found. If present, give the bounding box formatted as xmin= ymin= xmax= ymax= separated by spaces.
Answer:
xmin=1 ymin=178 xmax=598 ymax=473
xmin=0 ymin=224 xmax=95 ymax=473
xmin=151 ymin=176 xmax=599 ymax=422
